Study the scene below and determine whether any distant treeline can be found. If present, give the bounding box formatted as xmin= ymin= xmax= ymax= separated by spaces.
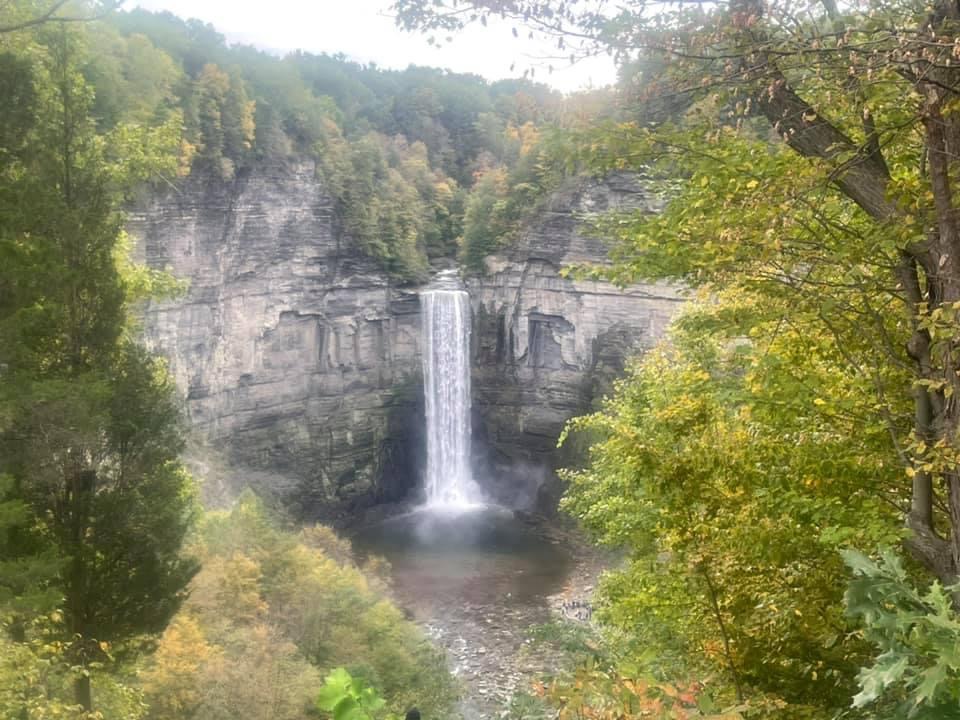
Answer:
xmin=78 ymin=10 xmax=609 ymax=279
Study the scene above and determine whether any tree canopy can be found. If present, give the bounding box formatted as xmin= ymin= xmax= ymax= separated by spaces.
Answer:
xmin=397 ymin=0 xmax=960 ymax=715
xmin=81 ymin=8 xmax=592 ymax=280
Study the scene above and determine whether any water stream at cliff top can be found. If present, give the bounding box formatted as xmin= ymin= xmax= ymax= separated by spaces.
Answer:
xmin=420 ymin=272 xmax=480 ymax=507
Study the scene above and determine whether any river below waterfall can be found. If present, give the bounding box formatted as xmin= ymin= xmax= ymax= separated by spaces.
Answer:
xmin=352 ymin=506 xmax=593 ymax=719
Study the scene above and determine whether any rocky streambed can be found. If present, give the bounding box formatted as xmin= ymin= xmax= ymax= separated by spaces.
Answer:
xmin=351 ymin=506 xmax=609 ymax=719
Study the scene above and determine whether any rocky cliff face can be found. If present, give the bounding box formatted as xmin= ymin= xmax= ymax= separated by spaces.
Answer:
xmin=469 ymin=173 xmax=684 ymax=508
xmin=128 ymin=161 xmax=424 ymax=519
xmin=130 ymin=164 xmax=681 ymax=517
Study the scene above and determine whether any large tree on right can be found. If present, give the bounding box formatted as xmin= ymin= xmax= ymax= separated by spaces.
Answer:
xmin=399 ymin=1 xmax=960 ymax=715
xmin=396 ymin=0 xmax=960 ymax=594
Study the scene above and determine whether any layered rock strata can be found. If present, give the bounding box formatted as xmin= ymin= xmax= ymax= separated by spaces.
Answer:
xmin=469 ymin=174 xmax=684 ymax=508
xmin=128 ymin=161 xmax=424 ymax=518
xmin=131 ymin=163 xmax=682 ymax=515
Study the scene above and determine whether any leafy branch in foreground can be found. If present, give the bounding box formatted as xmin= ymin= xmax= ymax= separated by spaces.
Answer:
xmin=560 ymin=305 xmax=901 ymax=715
xmin=844 ymin=548 xmax=960 ymax=719
xmin=0 ymin=1 xmax=122 ymax=35
xmin=536 ymin=657 xmax=747 ymax=720
xmin=316 ymin=667 xmax=398 ymax=720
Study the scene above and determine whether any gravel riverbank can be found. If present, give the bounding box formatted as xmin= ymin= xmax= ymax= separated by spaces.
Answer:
xmin=350 ymin=507 xmax=616 ymax=719
xmin=410 ymin=526 xmax=614 ymax=719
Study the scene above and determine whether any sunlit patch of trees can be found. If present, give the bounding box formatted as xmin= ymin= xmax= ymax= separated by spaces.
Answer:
xmin=140 ymin=493 xmax=457 ymax=720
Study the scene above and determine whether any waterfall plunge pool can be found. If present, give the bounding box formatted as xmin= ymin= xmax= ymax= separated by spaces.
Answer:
xmin=352 ymin=505 xmax=573 ymax=608
xmin=351 ymin=505 xmax=579 ymax=718
xmin=360 ymin=272 xmax=584 ymax=717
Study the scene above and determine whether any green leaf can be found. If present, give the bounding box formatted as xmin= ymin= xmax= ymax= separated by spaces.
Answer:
xmin=317 ymin=668 xmax=354 ymax=711
xmin=841 ymin=548 xmax=879 ymax=577
xmin=332 ymin=696 xmax=366 ymax=720
xmin=915 ymin=663 xmax=948 ymax=704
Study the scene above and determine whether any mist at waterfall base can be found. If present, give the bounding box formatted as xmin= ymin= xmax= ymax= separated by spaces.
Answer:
xmin=352 ymin=505 xmax=570 ymax=604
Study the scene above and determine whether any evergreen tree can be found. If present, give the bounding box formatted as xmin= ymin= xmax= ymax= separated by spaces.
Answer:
xmin=192 ymin=62 xmax=229 ymax=177
xmin=0 ymin=28 xmax=197 ymax=712
xmin=222 ymin=67 xmax=255 ymax=167
xmin=0 ymin=473 xmax=62 ymax=642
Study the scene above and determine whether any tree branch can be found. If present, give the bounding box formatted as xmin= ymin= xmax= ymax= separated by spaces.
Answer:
xmin=0 ymin=0 xmax=120 ymax=34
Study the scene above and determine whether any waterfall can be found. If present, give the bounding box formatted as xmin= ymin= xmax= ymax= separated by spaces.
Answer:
xmin=421 ymin=276 xmax=480 ymax=507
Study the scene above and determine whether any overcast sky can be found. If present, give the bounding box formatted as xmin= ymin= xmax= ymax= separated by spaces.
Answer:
xmin=128 ymin=0 xmax=617 ymax=93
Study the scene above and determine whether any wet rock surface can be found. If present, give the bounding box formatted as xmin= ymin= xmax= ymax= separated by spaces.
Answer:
xmin=428 ymin=551 xmax=608 ymax=719
xmin=468 ymin=174 xmax=684 ymax=510
xmin=422 ymin=600 xmax=554 ymax=719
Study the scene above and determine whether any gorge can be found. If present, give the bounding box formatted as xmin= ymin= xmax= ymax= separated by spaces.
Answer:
xmin=7 ymin=4 xmax=948 ymax=716
xmin=126 ymin=159 xmax=686 ymax=718
xmin=130 ymin=161 xmax=684 ymax=518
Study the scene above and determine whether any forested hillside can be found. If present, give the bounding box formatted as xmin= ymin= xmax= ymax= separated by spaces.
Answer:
xmin=0 ymin=7 xmax=488 ymax=717
xmin=74 ymin=9 xmax=592 ymax=281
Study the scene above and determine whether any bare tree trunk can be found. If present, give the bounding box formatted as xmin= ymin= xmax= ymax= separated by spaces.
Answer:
xmin=700 ymin=566 xmax=745 ymax=703
xmin=74 ymin=674 xmax=91 ymax=713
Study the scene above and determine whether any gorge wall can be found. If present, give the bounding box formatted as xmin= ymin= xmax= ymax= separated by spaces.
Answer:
xmin=130 ymin=162 xmax=682 ymax=518
xmin=129 ymin=160 xmax=425 ymax=519
xmin=469 ymin=173 xmax=684 ymax=508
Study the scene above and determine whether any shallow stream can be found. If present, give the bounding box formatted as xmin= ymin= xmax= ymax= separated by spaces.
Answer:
xmin=352 ymin=505 xmax=578 ymax=719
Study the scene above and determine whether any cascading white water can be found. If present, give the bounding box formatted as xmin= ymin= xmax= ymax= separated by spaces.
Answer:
xmin=421 ymin=275 xmax=480 ymax=507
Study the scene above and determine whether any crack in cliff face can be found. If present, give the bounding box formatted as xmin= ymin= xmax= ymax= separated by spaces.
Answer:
xmin=130 ymin=164 xmax=683 ymax=518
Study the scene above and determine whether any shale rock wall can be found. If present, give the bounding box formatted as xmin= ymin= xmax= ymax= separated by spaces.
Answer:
xmin=131 ymin=163 xmax=682 ymax=516
xmin=469 ymin=173 xmax=684 ymax=508
xmin=128 ymin=161 xmax=424 ymax=519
